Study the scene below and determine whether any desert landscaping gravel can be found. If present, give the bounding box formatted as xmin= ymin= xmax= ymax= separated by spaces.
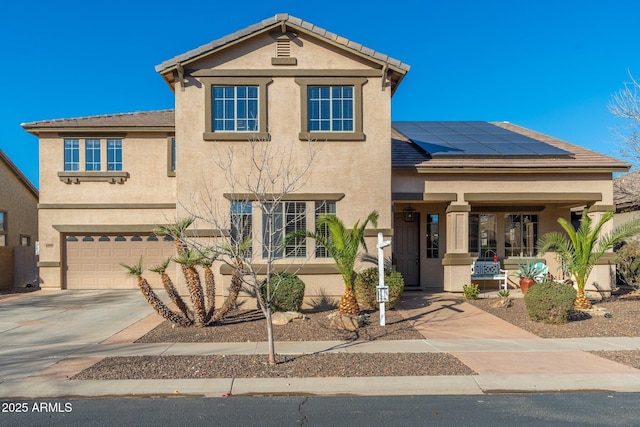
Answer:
xmin=71 ymin=291 xmax=640 ymax=380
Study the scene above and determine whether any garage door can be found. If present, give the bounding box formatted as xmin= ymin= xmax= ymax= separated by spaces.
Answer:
xmin=65 ymin=234 xmax=176 ymax=289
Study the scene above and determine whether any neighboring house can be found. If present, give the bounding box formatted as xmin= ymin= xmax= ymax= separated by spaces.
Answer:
xmin=22 ymin=14 xmax=628 ymax=298
xmin=0 ymin=149 xmax=38 ymax=289
xmin=613 ymin=169 xmax=640 ymax=231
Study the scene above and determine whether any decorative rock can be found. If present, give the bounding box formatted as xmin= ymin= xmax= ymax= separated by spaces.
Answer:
xmin=490 ymin=298 xmax=512 ymax=308
xmin=329 ymin=313 xmax=364 ymax=331
xmin=271 ymin=311 xmax=304 ymax=325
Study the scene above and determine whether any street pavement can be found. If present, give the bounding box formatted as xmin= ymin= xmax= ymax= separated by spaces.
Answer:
xmin=1 ymin=290 xmax=640 ymax=398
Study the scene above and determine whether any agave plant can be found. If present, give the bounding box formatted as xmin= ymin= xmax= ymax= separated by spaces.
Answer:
xmin=538 ymin=209 xmax=640 ymax=309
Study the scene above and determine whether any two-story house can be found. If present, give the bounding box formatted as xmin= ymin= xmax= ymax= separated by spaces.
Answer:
xmin=0 ymin=149 xmax=38 ymax=289
xmin=23 ymin=14 xmax=628 ymax=299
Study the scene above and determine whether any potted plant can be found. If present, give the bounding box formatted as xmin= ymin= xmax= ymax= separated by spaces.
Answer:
xmin=512 ymin=259 xmax=545 ymax=294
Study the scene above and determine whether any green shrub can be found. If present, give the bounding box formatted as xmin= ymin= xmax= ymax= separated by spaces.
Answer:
xmin=260 ymin=273 xmax=305 ymax=312
xmin=354 ymin=267 xmax=405 ymax=310
xmin=524 ymin=281 xmax=577 ymax=324
xmin=462 ymin=283 xmax=480 ymax=300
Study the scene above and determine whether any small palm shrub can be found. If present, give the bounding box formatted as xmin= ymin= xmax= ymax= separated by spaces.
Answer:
xmin=524 ymin=281 xmax=577 ymax=324
xmin=615 ymin=241 xmax=640 ymax=289
xmin=260 ymin=273 xmax=306 ymax=312
xmin=462 ymin=283 xmax=480 ymax=300
xmin=354 ymin=267 xmax=405 ymax=310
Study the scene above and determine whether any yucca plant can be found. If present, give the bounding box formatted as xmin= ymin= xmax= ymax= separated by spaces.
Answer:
xmin=538 ymin=209 xmax=640 ymax=309
xmin=173 ymin=249 xmax=207 ymax=325
xmin=121 ymin=257 xmax=190 ymax=326
xmin=199 ymin=253 xmax=218 ymax=323
xmin=302 ymin=211 xmax=379 ymax=315
xmin=149 ymin=257 xmax=192 ymax=323
xmin=154 ymin=217 xmax=195 ymax=255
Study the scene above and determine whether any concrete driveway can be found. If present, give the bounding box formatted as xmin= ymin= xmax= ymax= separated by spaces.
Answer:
xmin=0 ymin=290 xmax=155 ymax=380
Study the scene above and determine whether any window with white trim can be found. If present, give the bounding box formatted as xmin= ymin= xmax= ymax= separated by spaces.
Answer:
xmin=85 ymin=139 xmax=101 ymax=171
xmin=314 ymin=201 xmax=336 ymax=258
xmin=64 ymin=139 xmax=80 ymax=171
xmin=308 ymin=86 xmax=354 ymax=132
xmin=231 ymin=201 xmax=253 ymax=256
xmin=213 ymin=86 xmax=259 ymax=132
xmin=262 ymin=202 xmax=307 ymax=259
xmin=107 ymin=139 xmax=122 ymax=171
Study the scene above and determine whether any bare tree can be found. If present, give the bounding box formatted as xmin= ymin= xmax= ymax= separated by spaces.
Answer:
xmin=610 ymin=72 xmax=640 ymax=203
xmin=181 ymin=134 xmax=320 ymax=364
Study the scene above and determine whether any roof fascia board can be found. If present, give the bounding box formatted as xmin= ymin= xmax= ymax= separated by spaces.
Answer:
xmin=403 ymin=166 xmax=627 ymax=174
xmin=157 ymin=19 xmax=408 ymax=80
xmin=157 ymin=22 xmax=282 ymax=75
xmin=24 ymin=126 xmax=175 ymax=135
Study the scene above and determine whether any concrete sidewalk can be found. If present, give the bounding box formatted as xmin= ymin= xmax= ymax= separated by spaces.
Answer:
xmin=1 ymin=290 xmax=640 ymax=398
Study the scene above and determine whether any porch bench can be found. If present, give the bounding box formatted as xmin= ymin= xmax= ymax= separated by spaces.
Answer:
xmin=470 ymin=261 xmax=508 ymax=290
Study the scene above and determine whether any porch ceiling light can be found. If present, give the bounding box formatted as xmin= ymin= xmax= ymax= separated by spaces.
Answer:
xmin=403 ymin=206 xmax=417 ymax=223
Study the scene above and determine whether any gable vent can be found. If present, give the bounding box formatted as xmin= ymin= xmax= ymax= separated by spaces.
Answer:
xmin=276 ymin=37 xmax=291 ymax=58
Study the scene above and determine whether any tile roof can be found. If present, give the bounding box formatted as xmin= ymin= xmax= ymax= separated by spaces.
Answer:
xmin=22 ymin=110 xmax=627 ymax=173
xmin=392 ymin=121 xmax=630 ymax=172
xmin=22 ymin=110 xmax=175 ymax=131
xmin=155 ymin=13 xmax=410 ymax=74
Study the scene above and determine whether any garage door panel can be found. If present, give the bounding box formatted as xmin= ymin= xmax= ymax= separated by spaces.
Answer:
xmin=65 ymin=234 xmax=174 ymax=289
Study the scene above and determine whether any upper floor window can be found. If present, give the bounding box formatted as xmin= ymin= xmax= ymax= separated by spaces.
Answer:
xmin=202 ymin=77 xmax=271 ymax=141
xmin=171 ymin=138 xmax=176 ymax=172
xmin=85 ymin=139 xmax=101 ymax=171
xmin=107 ymin=139 xmax=122 ymax=171
xmin=295 ymin=77 xmax=366 ymax=141
xmin=64 ymin=139 xmax=80 ymax=171
xmin=213 ymin=86 xmax=259 ymax=132
xmin=308 ymin=86 xmax=354 ymax=132
xmin=167 ymin=137 xmax=176 ymax=177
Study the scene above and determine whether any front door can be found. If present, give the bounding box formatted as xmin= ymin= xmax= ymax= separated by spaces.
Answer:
xmin=394 ymin=212 xmax=420 ymax=287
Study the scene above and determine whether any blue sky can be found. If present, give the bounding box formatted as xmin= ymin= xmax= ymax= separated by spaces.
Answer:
xmin=3 ymin=0 xmax=640 ymax=188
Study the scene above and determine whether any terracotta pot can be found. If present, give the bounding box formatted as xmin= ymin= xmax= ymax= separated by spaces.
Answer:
xmin=519 ymin=277 xmax=536 ymax=294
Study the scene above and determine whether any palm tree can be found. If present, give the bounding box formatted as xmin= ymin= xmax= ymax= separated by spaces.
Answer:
xmin=305 ymin=210 xmax=379 ymax=315
xmin=121 ymin=257 xmax=191 ymax=326
xmin=538 ymin=209 xmax=640 ymax=309
xmin=150 ymin=257 xmax=193 ymax=323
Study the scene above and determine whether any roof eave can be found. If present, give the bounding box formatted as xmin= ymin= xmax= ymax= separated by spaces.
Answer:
xmin=155 ymin=15 xmax=409 ymax=89
xmin=393 ymin=165 xmax=629 ymax=174
xmin=23 ymin=126 xmax=175 ymax=135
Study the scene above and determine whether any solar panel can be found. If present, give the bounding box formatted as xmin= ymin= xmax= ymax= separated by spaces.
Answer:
xmin=392 ymin=121 xmax=572 ymax=158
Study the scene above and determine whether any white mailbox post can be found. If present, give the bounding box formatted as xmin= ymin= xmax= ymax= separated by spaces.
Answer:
xmin=376 ymin=232 xmax=391 ymax=326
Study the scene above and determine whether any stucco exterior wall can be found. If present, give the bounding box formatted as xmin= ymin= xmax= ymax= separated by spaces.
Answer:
xmin=0 ymin=158 xmax=38 ymax=247
xmin=174 ymin=32 xmax=393 ymax=298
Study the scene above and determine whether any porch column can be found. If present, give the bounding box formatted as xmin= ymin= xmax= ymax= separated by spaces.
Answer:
xmin=442 ymin=203 xmax=473 ymax=292
xmin=585 ymin=205 xmax=616 ymax=298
